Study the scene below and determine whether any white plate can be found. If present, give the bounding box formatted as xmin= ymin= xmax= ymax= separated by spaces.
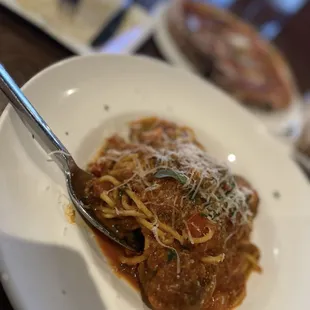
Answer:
xmin=0 ymin=0 xmax=152 ymax=55
xmin=0 ymin=55 xmax=310 ymax=310
xmin=153 ymin=3 xmax=303 ymax=142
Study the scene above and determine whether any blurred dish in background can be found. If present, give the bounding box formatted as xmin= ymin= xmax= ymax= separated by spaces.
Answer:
xmin=168 ymin=0 xmax=294 ymax=111
xmin=0 ymin=0 xmax=151 ymax=54
xmin=154 ymin=0 xmax=302 ymax=140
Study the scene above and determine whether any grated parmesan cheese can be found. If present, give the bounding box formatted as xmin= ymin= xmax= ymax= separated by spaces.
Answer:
xmin=95 ymin=137 xmax=251 ymax=224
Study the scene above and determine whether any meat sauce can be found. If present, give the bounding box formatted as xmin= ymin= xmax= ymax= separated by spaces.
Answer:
xmin=94 ymin=230 xmax=140 ymax=290
xmin=84 ymin=118 xmax=261 ymax=310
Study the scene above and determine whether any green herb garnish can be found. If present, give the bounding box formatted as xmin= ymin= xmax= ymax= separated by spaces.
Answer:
xmin=190 ymin=194 xmax=196 ymax=202
xmin=200 ymin=212 xmax=209 ymax=218
xmin=118 ymin=188 xmax=124 ymax=200
xmin=154 ymin=168 xmax=188 ymax=185
xmin=167 ymin=249 xmax=177 ymax=262
xmin=201 ymin=209 xmax=220 ymax=221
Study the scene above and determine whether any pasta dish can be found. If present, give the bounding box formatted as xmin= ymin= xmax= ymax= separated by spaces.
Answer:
xmin=167 ymin=0 xmax=295 ymax=111
xmin=84 ymin=117 xmax=261 ymax=310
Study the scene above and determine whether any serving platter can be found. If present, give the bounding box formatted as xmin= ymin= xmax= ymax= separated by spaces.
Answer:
xmin=0 ymin=55 xmax=309 ymax=310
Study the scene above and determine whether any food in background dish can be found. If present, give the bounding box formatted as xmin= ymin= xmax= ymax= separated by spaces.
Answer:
xmin=167 ymin=0 xmax=295 ymax=111
xmin=84 ymin=117 xmax=261 ymax=310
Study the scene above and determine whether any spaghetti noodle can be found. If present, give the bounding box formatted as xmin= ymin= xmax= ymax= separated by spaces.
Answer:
xmin=84 ymin=117 xmax=261 ymax=310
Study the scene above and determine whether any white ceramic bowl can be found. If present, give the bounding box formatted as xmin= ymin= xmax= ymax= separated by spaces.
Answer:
xmin=0 ymin=55 xmax=309 ymax=310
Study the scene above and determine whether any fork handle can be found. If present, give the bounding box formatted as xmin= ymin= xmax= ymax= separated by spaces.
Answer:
xmin=0 ymin=64 xmax=74 ymax=173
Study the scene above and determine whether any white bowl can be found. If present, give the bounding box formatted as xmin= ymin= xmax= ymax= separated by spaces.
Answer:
xmin=0 ymin=55 xmax=310 ymax=310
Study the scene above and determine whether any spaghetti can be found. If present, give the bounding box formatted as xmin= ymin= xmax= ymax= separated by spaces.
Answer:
xmin=84 ymin=117 xmax=261 ymax=310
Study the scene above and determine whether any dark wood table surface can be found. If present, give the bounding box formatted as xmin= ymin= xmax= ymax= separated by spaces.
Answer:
xmin=0 ymin=2 xmax=309 ymax=309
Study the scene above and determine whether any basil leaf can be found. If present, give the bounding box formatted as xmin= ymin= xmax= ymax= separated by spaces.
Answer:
xmin=167 ymin=249 xmax=177 ymax=262
xmin=154 ymin=168 xmax=187 ymax=185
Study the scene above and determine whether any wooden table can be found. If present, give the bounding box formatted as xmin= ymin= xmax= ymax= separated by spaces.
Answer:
xmin=0 ymin=3 xmax=308 ymax=309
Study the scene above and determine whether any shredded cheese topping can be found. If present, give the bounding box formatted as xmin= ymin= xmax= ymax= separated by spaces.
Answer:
xmin=99 ymin=139 xmax=251 ymax=224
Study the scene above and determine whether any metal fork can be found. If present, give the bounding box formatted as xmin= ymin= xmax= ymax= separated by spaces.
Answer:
xmin=0 ymin=64 xmax=142 ymax=252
